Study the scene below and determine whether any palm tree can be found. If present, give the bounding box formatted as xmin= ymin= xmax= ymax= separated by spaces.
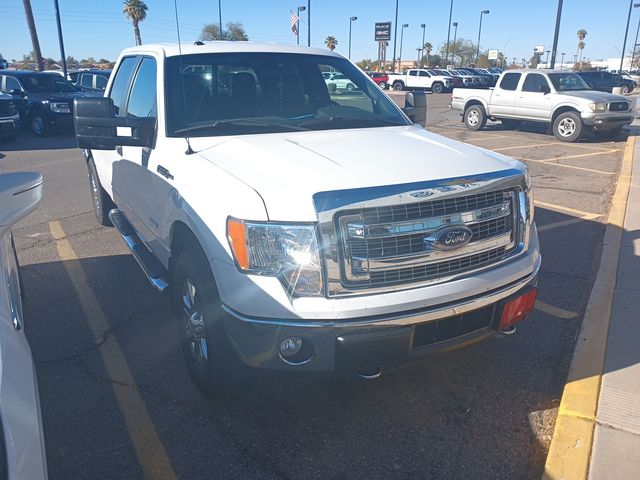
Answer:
xmin=324 ymin=36 xmax=338 ymax=51
xmin=22 ymin=0 xmax=44 ymax=70
xmin=423 ymin=42 xmax=433 ymax=67
xmin=576 ymin=29 xmax=587 ymax=65
xmin=123 ymin=0 xmax=148 ymax=46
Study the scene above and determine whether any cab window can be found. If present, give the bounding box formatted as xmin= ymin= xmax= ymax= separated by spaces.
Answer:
xmin=499 ymin=73 xmax=521 ymax=91
xmin=126 ymin=58 xmax=157 ymax=118
xmin=522 ymin=73 xmax=550 ymax=93
xmin=80 ymin=74 xmax=93 ymax=88
xmin=109 ymin=56 xmax=139 ymax=116
xmin=418 ymin=71 xmax=430 ymax=77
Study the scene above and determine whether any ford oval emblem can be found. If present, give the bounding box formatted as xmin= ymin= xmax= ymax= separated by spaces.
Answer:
xmin=425 ymin=226 xmax=473 ymax=251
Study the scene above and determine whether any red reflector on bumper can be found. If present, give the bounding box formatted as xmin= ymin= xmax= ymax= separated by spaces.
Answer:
xmin=499 ymin=288 xmax=538 ymax=331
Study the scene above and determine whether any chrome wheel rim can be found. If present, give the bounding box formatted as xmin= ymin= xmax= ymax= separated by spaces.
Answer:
xmin=182 ymin=278 xmax=208 ymax=365
xmin=32 ymin=116 xmax=45 ymax=135
xmin=433 ymin=84 xmax=442 ymax=93
xmin=557 ymin=118 xmax=576 ymax=137
xmin=379 ymin=82 xmax=386 ymax=89
xmin=467 ymin=109 xmax=480 ymax=126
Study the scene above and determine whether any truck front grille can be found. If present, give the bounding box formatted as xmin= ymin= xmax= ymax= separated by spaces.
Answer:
xmin=335 ymin=189 xmax=520 ymax=291
xmin=609 ymin=101 xmax=630 ymax=112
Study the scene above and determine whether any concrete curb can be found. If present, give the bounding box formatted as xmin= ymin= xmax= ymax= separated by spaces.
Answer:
xmin=542 ymin=135 xmax=635 ymax=479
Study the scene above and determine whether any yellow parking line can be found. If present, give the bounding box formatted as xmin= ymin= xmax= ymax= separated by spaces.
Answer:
xmin=537 ymin=149 xmax=619 ymax=162
xmin=535 ymin=300 xmax=578 ymax=319
xmin=534 ymin=200 xmax=600 ymax=218
xmin=492 ymin=142 xmax=558 ymax=152
xmin=537 ymin=215 xmax=603 ymax=233
xmin=513 ymin=157 xmax=616 ymax=175
xmin=48 ymin=221 xmax=176 ymax=480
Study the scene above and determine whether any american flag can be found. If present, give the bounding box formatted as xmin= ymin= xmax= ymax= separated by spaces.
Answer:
xmin=291 ymin=10 xmax=299 ymax=36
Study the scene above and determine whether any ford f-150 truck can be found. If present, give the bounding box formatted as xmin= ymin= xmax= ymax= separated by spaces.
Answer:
xmin=450 ymin=69 xmax=633 ymax=142
xmin=387 ymin=69 xmax=454 ymax=93
xmin=73 ymin=42 xmax=540 ymax=396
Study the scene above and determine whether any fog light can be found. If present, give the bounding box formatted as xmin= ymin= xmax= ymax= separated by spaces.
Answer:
xmin=279 ymin=336 xmax=303 ymax=357
xmin=499 ymin=288 xmax=538 ymax=331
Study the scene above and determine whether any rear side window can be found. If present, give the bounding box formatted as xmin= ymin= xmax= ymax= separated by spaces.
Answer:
xmin=409 ymin=70 xmax=417 ymax=76
xmin=80 ymin=74 xmax=93 ymax=88
xmin=126 ymin=58 xmax=157 ymax=118
xmin=419 ymin=71 xmax=430 ymax=77
xmin=96 ymin=75 xmax=108 ymax=89
xmin=109 ymin=56 xmax=138 ymax=116
xmin=522 ymin=73 xmax=550 ymax=93
xmin=499 ymin=73 xmax=521 ymax=91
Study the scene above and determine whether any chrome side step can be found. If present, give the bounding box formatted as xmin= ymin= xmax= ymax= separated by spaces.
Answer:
xmin=108 ymin=209 xmax=169 ymax=293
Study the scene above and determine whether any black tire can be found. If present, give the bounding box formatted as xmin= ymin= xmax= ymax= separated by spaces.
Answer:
xmin=593 ymin=127 xmax=623 ymax=140
xmin=346 ymin=83 xmax=355 ymax=92
xmin=392 ymin=81 xmax=404 ymax=91
xmin=172 ymin=247 xmax=247 ymax=397
xmin=87 ymin=157 xmax=115 ymax=226
xmin=30 ymin=111 xmax=49 ymax=137
xmin=621 ymin=84 xmax=631 ymax=95
xmin=463 ymin=104 xmax=487 ymax=131
xmin=432 ymin=82 xmax=444 ymax=94
xmin=501 ymin=119 xmax=522 ymax=130
xmin=378 ymin=81 xmax=387 ymax=90
xmin=552 ymin=111 xmax=583 ymax=142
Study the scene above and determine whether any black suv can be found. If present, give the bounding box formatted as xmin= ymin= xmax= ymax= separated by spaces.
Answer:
xmin=576 ymin=71 xmax=635 ymax=94
xmin=0 ymin=71 xmax=85 ymax=136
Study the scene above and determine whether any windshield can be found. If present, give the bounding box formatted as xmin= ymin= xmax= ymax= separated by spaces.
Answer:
xmin=165 ymin=53 xmax=409 ymax=137
xmin=20 ymin=74 xmax=77 ymax=93
xmin=547 ymin=73 xmax=591 ymax=91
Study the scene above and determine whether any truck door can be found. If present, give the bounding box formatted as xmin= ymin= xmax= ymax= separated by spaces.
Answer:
xmin=490 ymin=72 xmax=521 ymax=116
xmin=515 ymin=73 xmax=553 ymax=120
xmin=418 ymin=70 xmax=432 ymax=89
xmin=407 ymin=70 xmax=424 ymax=89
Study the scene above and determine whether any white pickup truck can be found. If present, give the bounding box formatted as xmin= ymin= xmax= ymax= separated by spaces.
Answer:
xmin=73 ymin=42 xmax=540 ymax=396
xmin=450 ymin=69 xmax=633 ymax=142
xmin=387 ymin=69 xmax=454 ymax=93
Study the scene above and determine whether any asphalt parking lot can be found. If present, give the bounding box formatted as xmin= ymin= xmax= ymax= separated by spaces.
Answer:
xmin=0 ymin=92 xmax=629 ymax=479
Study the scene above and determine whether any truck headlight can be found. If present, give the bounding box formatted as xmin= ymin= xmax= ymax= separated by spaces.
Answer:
xmin=227 ymin=218 xmax=323 ymax=296
xmin=50 ymin=102 xmax=70 ymax=113
xmin=588 ymin=102 xmax=606 ymax=112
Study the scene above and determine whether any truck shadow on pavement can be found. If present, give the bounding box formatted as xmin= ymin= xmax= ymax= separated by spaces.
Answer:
xmin=17 ymin=206 xmax=626 ymax=480
xmin=0 ymin=131 xmax=75 ymax=153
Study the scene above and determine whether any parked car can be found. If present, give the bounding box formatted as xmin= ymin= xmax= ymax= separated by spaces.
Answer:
xmin=460 ymin=68 xmax=494 ymax=87
xmin=324 ymin=73 xmax=358 ymax=91
xmin=576 ymin=70 xmax=635 ymax=94
xmin=445 ymin=69 xmax=481 ymax=88
xmin=0 ymin=71 xmax=85 ymax=136
xmin=367 ymin=71 xmax=389 ymax=89
xmin=428 ymin=69 xmax=462 ymax=88
xmin=0 ymin=170 xmax=47 ymax=479
xmin=73 ymin=70 xmax=112 ymax=96
xmin=451 ymin=69 xmax=633 ymax=141
xmin=0 ymin=92 xmax=20 ymax=142
xmin=387 ymin=68 xmax=454 ymax=93
xmin=73 ymin=42 xmax=539 ymax=396
xmin=0 ymin=59 xmax=8 ymax=70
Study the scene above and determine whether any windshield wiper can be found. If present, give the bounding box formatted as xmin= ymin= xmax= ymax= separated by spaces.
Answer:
xmin=175 ymin=117 xmax=307 ymax=135
xmin=297 ymin=115 xmax=400 ymax=128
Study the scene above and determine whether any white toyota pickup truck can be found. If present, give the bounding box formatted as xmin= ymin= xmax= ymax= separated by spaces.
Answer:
xmin=450 ymin=69 xmax=633 ymax=142
xmin=73 ymin=42 xmax=540 ymax=395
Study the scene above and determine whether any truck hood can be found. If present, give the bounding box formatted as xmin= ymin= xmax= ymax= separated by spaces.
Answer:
xmin=560 ymin=90 xmax=629 ymax=103
xmin=191 ymin=125 xmax=525 ymax=220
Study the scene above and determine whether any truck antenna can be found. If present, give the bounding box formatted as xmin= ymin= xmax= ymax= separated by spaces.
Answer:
xmin=174 ymin=0 xmax=195 ymax=155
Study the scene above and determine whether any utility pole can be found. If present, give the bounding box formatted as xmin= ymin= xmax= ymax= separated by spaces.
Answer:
xmin=621 ymin=0 xmax=634 ymax=71
xmin=307 ymin=0 xmax=311 ymax=47
xmin=218 ymin=0 xmax=223 ymax=39
xmin=53 ymin=0 xmax=67 ymax=78
xmin=444 ymin=0 xmax=454 ymax=66
xmin=420 ymin=23 xmax=426 ymax=65
xmin=549 ymin=0 xmax=563 ymax=69
xmin=297 ymin=6 xmax=306 ymax=46
xmin=392 ymin=0 xmax=399 ymax=72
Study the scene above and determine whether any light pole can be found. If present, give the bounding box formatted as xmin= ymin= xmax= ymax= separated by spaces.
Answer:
xmin=417 ymin=48 xmax=421 ymax=65
xmin=561 ymin=52 xmax=565 ymax=69
xmin=549 ymin=0 xmax=563 ymax=68
xmin=420 ymin=23 xmax=426 ymax=65
xmin=476 ymin=10 xmax=489 ymax=65
xmin=348 ymin=16 xmax=357 ymax=59
xmin=444 ymin=0 xmax=454 ymax=66
xmin=307 ymin=0 xmax=311 ymax=47
xmin=452 ymin=22 xmax=458 ymax=67
xmin=53 ymin=0 xmax=67 ymax=78
xmin=218 ymin=0 xmax=223 ymax=39
xmin=621 ymin=0 xmax=635 ymax=71
xmin=297 ymin=6 xmax=306 ymax=45
xmin=545 ymin=50 xmax=550 ymax=67
xmin=392 ymin=0 xmax=399 ymax=72
xmin=629 ymin=4 xmax=640 ymax=71
xmin=399 ymin=23 xmax=409 ymax=70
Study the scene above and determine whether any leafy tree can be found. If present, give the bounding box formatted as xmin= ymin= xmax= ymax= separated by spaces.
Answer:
xmin=324 ymin=36 xmax=338 ymax=51
xmin=439 ymin=39 xmax=477 ymax=67
xmin=422 ymin=42 xmax=433 ymax=67
xmin=200 ymin=22 xmax=248 ymax=41
xmin=22 ymin=0 xmax=44 ymax=70
xmin=66 ymin=55 xmax=77 ymax=65
xmin=529 ymin=54 xmax=539 ymax=69
xmin=123 ymin=0 xmax=148 ymax=46
xmin=99 ymin=58 xmax=110 ymax=64
xmin=356 ymin=59 xmax=375 ymax=70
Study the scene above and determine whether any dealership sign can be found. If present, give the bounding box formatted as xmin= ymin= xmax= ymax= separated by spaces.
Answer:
xmin=375 ymin=22 xmax=392 ymax=41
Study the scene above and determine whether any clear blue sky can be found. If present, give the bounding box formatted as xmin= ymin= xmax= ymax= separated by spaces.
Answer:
xmin=1 ymin=0 xmax=636 ymax=64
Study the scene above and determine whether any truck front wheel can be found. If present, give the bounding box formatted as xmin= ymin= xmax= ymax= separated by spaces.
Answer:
xmin=464 ymin=105 xmax=487 ymax=131
xmin=432 ymin=82 xmax=444 ymax=94
xmin=553 ymin=111 xmax=583 ymax=142
xmin=173 ymin=247 xmax=247 ymax=397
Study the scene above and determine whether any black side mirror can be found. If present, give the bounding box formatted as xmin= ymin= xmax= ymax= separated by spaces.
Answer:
xmin=9 ymin=89 xmax=25 ymax=97
xmin=74 ymin=97 xmax=156 ymax=150
xmin=402 ymin=91 xmax=427 ymax=127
